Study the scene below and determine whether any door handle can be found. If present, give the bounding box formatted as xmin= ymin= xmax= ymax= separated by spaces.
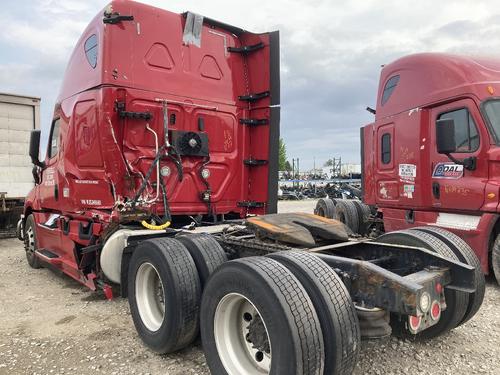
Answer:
xmin=432 ymin=182 xmax=440 ymax=199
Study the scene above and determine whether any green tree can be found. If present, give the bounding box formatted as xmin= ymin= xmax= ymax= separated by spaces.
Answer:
xmin=279 ymin=138 xmax=288 ymax=171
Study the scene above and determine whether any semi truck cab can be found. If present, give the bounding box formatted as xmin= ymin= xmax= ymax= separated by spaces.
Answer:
xmin=18 ymin=3 xmax=483 ymax=373
xmin=362 ymin=53 xmax=500 ymax=281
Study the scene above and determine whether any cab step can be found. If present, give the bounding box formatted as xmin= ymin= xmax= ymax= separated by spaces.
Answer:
xmin=35 ymin=249 xmax=61 ymax=263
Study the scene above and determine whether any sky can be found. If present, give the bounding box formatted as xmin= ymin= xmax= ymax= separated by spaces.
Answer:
xmin=2 ymin=0 xmax=500 ymax=169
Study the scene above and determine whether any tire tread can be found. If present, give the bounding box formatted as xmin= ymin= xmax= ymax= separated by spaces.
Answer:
xmin=410 ymin=226 xmax=485 ymax=325
xmin=269 ymin=251 xmax=360 ymax=375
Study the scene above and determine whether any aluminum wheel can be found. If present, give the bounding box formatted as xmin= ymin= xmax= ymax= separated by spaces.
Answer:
xmin=214 ymin=293 xmax=271 ymax=375
xmin=135 ymin=262 xmax=165 ymax=332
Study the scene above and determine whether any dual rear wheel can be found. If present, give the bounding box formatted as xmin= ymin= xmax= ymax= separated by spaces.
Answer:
xmin=127 ymin=235 xmax=360 ymax=374
xmin=201 ymin=252 xmax=360 ymax=375
xmin=128 ymin=227 xmax=481 ymax=373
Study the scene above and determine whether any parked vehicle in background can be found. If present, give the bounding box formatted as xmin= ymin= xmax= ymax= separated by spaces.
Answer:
xmin=363 ymin=53 xmax=500 ymax=285
xmin=316 ymin=53 xmax=500 ymax=285
xmin=0 ymin=93 xmax=40 ymax=238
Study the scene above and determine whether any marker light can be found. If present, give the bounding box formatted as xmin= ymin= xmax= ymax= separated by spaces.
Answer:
xmin=419 ymin=292 xmax=431 ymax=313
xmin=435 ymin=283 xmax=443 ymax=294
xmin=201 ymin=168 xmax=210 ymax=179
xmin=408 ymin=315 xmax=422 ymax=333
xmin=430 ymin=301 xmax=441 ymax=321
xmin=160 ymin=166 xmax=171 ymax=177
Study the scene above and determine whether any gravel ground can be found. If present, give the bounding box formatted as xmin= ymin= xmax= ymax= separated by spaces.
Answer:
xmin=0 ymin=200 xmax=499 ymax=375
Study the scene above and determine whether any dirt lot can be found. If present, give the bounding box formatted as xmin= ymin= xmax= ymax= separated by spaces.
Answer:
xmin=1 ymin=201 xmax=499 ymax=375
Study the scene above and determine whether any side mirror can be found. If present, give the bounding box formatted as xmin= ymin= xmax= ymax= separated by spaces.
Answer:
xmin=29 ymin=130 xmax=45 ymax=168
xmin=436 ymin=118 xmax=456 ymax=154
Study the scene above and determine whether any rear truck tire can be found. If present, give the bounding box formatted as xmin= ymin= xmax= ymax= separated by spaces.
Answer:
xmin=127 ymin=238 xmax=201 ymax=354
xmin=268 ymin=251 xmax=360 ymax=375
xmin=24 ymin=214 xmax=41 ymax=269
xmin=334 ymin=199 xmax=360 ymax=234
xmin=314 ymin=198 xmax=336 ymax=219
xmin=376 ymin=230 xmax=469 ymax=339
xmin=410 ymin=226 xmax=485 ymax=325
xmin=176 ymin=233 xmax=228 ymax=287
xmin=492 ymin=235 xmax=500 ymax=286
xmin=351 ymin=200 xmax=371 ymax=236
xmin=200 ymin=257 xmax=325 ymax=375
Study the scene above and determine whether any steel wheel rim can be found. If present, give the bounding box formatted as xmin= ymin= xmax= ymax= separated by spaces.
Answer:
xmin=135 ymin=262 xmax=165 ymax=332
xmin=26 ymin=226 xmax=35 ymax=260
xmin=214 ymin=293 xmax=271 ymax=375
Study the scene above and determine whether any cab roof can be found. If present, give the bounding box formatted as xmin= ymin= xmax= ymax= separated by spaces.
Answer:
xmin=376 ymin=53 xmax=500 ymax=120
xmin=57 ymin=0 xmax=266 ymax=106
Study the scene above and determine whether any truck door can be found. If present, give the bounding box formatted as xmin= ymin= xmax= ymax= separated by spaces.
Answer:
xmin=429 ymin=99 xmax=487 ymax=211
xmin=39 ymin=117 xmax=61 ymax=209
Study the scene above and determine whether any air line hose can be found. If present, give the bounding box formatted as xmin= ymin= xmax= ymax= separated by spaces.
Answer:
xmin=140 ymin=220 xmax=171 ymax=230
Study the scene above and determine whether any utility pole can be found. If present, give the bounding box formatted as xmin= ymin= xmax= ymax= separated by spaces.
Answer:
xmin=297 ymin=158 xmax=300 ymax=183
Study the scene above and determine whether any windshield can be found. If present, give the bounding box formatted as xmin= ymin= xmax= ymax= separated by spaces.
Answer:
xmin=483 ymin=99 xmax=500 ymax=143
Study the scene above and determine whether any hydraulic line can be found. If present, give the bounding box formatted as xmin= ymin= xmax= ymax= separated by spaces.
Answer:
xmin=144 ymin=123 xmax=160 ymax=204
xmin=132 ymin=102 xmax=184 ymax=228
xmin=159 ymin=174 xmax=171 ymax=222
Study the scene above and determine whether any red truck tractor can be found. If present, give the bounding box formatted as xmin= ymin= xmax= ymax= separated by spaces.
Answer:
xmin=18 ymin=1 xmax=484 ymax=374
xmin=317 ymin=53 xmax=500 ymax=286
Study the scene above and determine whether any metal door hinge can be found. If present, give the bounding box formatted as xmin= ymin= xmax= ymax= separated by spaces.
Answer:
xmin=244 ymin=158 xmax=268 ymax=166
xmin=238 ymin=91 xmax=270 ymax=102
xmin=228 ymin=42 xmax=264 ymax=54
xmin=239 ymin=118 xmax=268 ymax=126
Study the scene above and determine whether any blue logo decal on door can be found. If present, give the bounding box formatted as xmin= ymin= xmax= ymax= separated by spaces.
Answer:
xmin=432 ymin=163 xmax=464 ymax=179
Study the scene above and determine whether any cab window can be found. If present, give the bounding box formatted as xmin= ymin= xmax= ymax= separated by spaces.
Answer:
xmin=381 ymin=133 xmax=391 ymax=164
xmin=438 ymin=108 xmax=479 ymax=152
xmin=48 ymin=118 xmax=61 ymax=159
xmin=381 ymin=75 xmax=400 ymax=106
xmin=84 ymin=34 xmax=98 ymax=68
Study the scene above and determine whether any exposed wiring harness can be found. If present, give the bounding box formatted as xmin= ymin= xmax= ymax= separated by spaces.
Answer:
xmin=131 ymin=144 xmax=184 ymax=230
xmin=200 ymin=156 xmax=214 ymax=218
xmin=131 ymin=145 xmax=166 ymax=206
xmin=140 ymin=170 xmax=173 ymax=230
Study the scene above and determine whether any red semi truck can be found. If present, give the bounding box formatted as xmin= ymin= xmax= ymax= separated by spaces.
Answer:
xmin=361 ymin=53 xmax=500 ymax=285
xmin=18 ymin=1 xmax=484 ymax=374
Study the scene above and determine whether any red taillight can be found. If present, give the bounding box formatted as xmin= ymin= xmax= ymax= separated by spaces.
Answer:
xmin=435 ymin=283 xmax=443 ymax=294
xmin=408 ymin=315 xmax=422 ymax=332
xmin=430 ymin=301 xmax=441 ymax=321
